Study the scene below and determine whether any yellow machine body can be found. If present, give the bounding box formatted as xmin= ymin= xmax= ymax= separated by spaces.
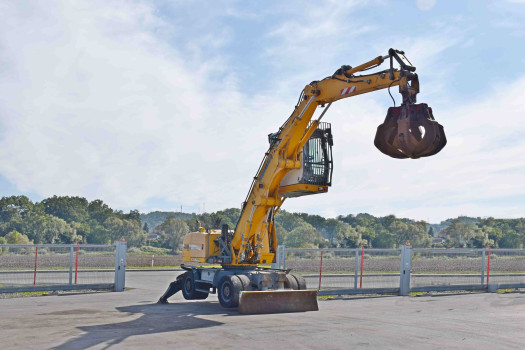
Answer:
xmin=182 ymin=230 xmax=221 ymax=263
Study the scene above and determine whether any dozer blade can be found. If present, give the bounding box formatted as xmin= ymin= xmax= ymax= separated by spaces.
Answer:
xmin=238 ymin=290 xmax=319 ymax=314
xmin=374 ymin=103 xmax=446 ymax=159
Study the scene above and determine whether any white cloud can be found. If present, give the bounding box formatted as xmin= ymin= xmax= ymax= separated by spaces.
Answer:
xmin=0 ymin=0 xmax=523 ymax=224
xmin=0 ymin=1 xmax=288 ymax=211
xmin=416 ymin=0 xmax=436 ymax=11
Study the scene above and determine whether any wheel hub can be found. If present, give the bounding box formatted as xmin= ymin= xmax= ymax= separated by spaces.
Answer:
xmin=223 ymin=284 xmax=231 ymax=298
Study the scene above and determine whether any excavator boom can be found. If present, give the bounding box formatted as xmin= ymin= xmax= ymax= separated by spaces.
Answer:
xmin=159 ymin=49 xmax=446 ymax=313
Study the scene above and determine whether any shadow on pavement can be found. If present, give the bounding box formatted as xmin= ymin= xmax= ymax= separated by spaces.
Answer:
xmin=55 ymin=301 xmax=234 ymax=350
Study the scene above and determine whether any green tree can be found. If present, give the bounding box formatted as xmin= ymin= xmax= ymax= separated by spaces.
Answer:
xmin=122 ymin=219 xmax=146 ymax=247
xmin=214 ymin=208 xmax=241 ymax=229
xmin=275 ymin=222 xmax=288 ymax=245
xmin=0 ymin=236 xmax=6 ymax=255
xmin=0 ymin=195 xmax=33 ymax=221
xmin=275 ymin=210 xmax=309 ymax=232
xmin=159 ymin=217 xmax=189 ymax=252
xmin=103 ymin=217 xmax=145 ymax=247
xmin=372 ymin=232 xmax=395 ymax=248
xmin=442 ymin=220 xmax=479 ymax=247
xmin=471 ymin=230 xmax=494 ymax=248
xmin=42 ymin=196 xmax=89 ymax=223
xmin=0 ymin=196 xmax=34 ymax=235
xmin=284 ymin=222 xmax=323 ymax=248
xmin=88 ymin=199 xmax=114 ymax=224
xmin=297 ymin=213 xmax=326 ymax=232
xmin=104 ymin=217 xmax=126 ymax=243
xmin=5 ymin=230 xmax=32 ymax=244
xmin=499 ymin=231 xmax=522 ymax=248
xmin=22 ymin=212 xmax=76 ymax=244
xmin=86 ymin=221 xmax=110 ymax=244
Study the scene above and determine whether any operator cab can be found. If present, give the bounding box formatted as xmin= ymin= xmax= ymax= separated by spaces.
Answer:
xmin=277 ymin=122 xmax=333 ymax=197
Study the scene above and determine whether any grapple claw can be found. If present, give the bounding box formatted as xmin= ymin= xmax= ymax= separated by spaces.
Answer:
xmin=374 ymin=103 xmax=446 ymax=159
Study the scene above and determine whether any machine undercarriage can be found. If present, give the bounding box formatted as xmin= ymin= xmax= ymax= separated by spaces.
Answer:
xmin=158 ymin=265 xmax=318 ymax=314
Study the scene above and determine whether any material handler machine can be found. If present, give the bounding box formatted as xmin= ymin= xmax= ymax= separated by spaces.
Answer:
xmin=158 ymin=49 xmax=446 ymax=313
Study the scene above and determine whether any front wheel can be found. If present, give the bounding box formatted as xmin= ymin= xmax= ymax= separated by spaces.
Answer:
xmin=290 ymin=274 xmax=307 ymax=290
xmin=217 ymin=275 xmax=242 ymax=308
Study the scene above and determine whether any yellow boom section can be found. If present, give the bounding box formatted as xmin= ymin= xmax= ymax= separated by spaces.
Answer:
xmin=231 ymin=56 xmax=411 ymax=266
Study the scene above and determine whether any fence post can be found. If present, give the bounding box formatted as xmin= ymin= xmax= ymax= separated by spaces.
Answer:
xmin=487 ymin=247 xmax=491 ymax=285
xmin=399 ymin=244 xmax=412 ymax=296
xmin=481 ymin=249 xmax=486 ymax=285
xmin=114 ymin=240 xmax=127 ymax=292
xmin=360 ymin=247 xmax=364 ymax=288
xmin=273 ymin=245 xmax=285 ymax=269
xmin=75 ymin=243 xmax=79 ymax=284
xmin=318 ymin=250 xmax=324 ymax=291
xmin=69 ymin=246 xmax=74 ymax=285
xmin=354 ymin=249 xmax=359 ymax=289
xmin=280 ymin=245 xmax=285 ymax=270
xmin=33 ymin=246 xmax=38 ymax=286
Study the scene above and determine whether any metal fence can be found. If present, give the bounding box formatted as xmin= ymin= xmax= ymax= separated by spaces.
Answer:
xmin=0 ymin=241 xmax=126 ymax=293
xmin=410 ymin=247 xmax=525 ymax=292
xmin=278 ymin=246 xmax=525 ymax=296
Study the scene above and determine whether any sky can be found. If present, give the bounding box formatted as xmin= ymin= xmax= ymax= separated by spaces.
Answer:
xmin=0 ymin=0 xmax=524 ymax=223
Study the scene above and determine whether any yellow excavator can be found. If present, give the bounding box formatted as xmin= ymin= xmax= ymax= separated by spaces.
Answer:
xmin=158 ymin=49 xmax=446 ymax=313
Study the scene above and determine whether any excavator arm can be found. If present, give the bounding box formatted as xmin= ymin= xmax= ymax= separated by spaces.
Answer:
xmin=224 ymin=49 xmax=446 ymax=266
xmin=164 ymin=48 xmax=446 ymax=313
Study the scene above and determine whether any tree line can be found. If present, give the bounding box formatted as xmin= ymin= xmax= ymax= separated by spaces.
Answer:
xmin=142 ymin=209 xmax=525 ymax=250
xmin=1 ymin=195 xmax=524 ymax=250
xmin=0 ymin=195 xmax=144 ymax=246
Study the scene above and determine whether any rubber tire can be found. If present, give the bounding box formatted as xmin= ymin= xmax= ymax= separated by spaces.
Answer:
xmin=181 ymin=272 xmax=209 ymax=300
xmin=285 ymin=274 xmax=299 ymax=290
xmin=181 ymin=273 xmax=195 ymax=300
xmin=218 ymin=275 xmax=242 ymax=308
xmin=193 ymin=281 xmax=210 ymax=300
xmin=236 ymin=274 xmax=252 ymax=291
xmin=291 ymin=274 xmax=307 ymax=290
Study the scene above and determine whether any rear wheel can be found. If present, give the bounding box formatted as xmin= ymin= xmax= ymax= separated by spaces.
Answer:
xmin=290 ymin=274 xmax=307 ymax=290
xmin=182 ymin=272 xmax=209 ymax=300
xmin=218 ymin=275 xmax=242 ymax=308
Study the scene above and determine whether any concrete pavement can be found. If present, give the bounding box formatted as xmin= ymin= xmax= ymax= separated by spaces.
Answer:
xmin=1 ymin=271 xmax=524 ymax=349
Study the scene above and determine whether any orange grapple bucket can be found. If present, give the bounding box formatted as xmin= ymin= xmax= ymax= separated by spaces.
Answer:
xmin=374 ymin=103 xmax=446 ymax=159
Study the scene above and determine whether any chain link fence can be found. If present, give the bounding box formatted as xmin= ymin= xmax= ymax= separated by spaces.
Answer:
xmin=411 ymin=248 xmax=525 ymax=290
xmin=284 ymin=248 xmax=401 ymax=293
xmin=281 ymin=246 xmax=525 ymax=295
xmin=125 ymin=254 xmax=181 ymax=268
xmin=0 ymin=242 xmax=126 ymax=293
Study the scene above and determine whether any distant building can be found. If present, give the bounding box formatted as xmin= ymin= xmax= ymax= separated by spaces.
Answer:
xmin=147 ymin=233 xmax=160 ymax=240
xmin=432 ymin=237 xmax=446 ymax=244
